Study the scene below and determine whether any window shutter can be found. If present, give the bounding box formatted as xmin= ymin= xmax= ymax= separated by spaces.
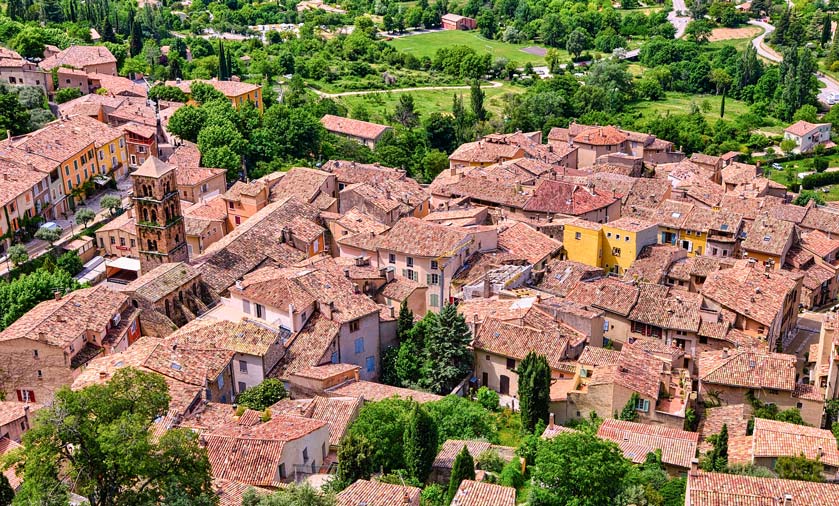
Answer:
xmin=427 ymin=274 xmax=431 ymax=285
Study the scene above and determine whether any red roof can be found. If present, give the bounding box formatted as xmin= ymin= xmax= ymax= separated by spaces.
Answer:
xmin=523 ymin=180 xmax=617 ymax=215
xmin=321 ymin=114 xmax=391 ymax=141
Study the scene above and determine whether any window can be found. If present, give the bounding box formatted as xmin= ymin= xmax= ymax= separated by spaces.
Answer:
xmin=238 ymin=381 xmax=246 ymax=393
xmin=138 ymin=146 xmax=146 ymax=154
xmin=349 ymin=320 xmax=360 ymax=333
xmin=615 ymin=234 xmax=621 ymax=240
xmin=575 ymin=232 xmax=582 ymax=240
xmin=279 ymin=463 xmax=287 ymax=479
xmin=302 ymin=448 xmax=309 ymax=463
xmin=37 ymin=370 xmax=43 ymax=379
xmin=228 ymin=201 xmax=235 ymax=209
xmin=16 ymin=390 xmax=35 ymax=403
xmin=354 ymin=338 xmax=364 ymax=354
xmin=699 ymin=336 xmax=708 ymax=344
xmin=403 ymin=269 xmax=418 ymax=282
xmin=634 ymin=397 xmax=650 ymax=412
xmin=431 ymin=260 xmax=438 ymax=270
xmin=109 ymin=144 xmax=114 ymax=154
xmin=506 ymin=358 xmax=515 ymax=370
xmin=255 ymin=303 xmax=264 ymax=319
xmin=406 ymin=257 xmax=414 ymax=267
xmin=429 ymin=293 xmax=439 ymax=307
xmin=485 ymin=354 xmax=490 ymax=361
xmin=201 ymin=183 xmax=208 ymax=193
xmin=239 ymin=360 xmax=248 ymax=373
xmin=242 ymin=300 xmax=251 ymax=313
xmin=110 ymin=236 xmax=116 ymax=245
xmin=365 ymin=356 xmax=375 ymax=372
xmin=217 ymin=374 xmax=224 ymax=389
xmin=606 ymin=232 xmax=612 ymax=238
xmin=388 ymin=253 xmax=396 ymax=264
xmin=130 ymin=239 xmax=135 ymax=247
xmin=603 ymin=320 xmax=610 ymax=331
xmin=612 ymin=247 xmax=621 ymax=257
xmin=235 ymin=216 xmax=241 ymax=225
xmin=120 ymin=237 xmax=125 ymax=246
xmin=119 ymin=138 xmax=124 ymax=148
xmin=331 ymin=351 xmax=339 ymax=363
xmin=427 ymin=273 xmax=440 ymax=285
xmin=624 ymin=236 xmax=629 ymax=242
xmin=130 ymin=154 xmax=137 ymax=165
xmin=33 ymin=349 xmax=39 ymax=358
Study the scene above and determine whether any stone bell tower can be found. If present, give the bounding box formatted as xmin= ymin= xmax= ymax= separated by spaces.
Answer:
xmin=131 ymin=157 xmax=189 ymax=272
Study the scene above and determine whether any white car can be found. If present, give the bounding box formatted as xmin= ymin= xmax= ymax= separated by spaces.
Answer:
xmin=772 ymin=163 xmax=783 ymax=170
xmin=39 ymin=222 xmax=61 ymax=233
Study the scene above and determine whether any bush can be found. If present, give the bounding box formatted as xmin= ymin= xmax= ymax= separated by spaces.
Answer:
xmin=802 ymin=170 xmax=839 ymax=189
xmin=476 ymin=387 xmax=499 ymax=411
xmin=236 ymin=379 xmax=288 ymax=410
xmin=55 ymin=87 xmax=83 ymax=104
xmin=814 ymin=157 xmax=829 ymax=173
xmin=499 ymin=459 xmax=524 ymax=488
xmin=56 ymin=251 xmax=83 ymax=276
xmin=476 ymin=449 xmax=505 ymax=473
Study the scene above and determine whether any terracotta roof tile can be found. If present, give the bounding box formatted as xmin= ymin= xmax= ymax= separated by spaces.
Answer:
xmin=700 ymin=262 xmax=798 ymax=328
xmin=565 ymin=277 xmax=640 ymax=316
xmin=321 ymin=115 xmax=391 ymax=141
xmin=752 ymin=418 xmax=839 ymax=467
xmin=687 ymin=470 xmax=839 ymax=505
xmin=697 ymin=404 xmax=751 ymax=454
xmin=578 ymin=345 xmax=621 ymax=367
xmin=536 ymin=259 xmax=604 ymax=297
xmin=698 ymin=348 xmax=796 ymax=391
xmin=269 ymin=167 xmax=334 ymax=206
xmin=523 ymin=180 xmax=618 ymax=215
xmin=588 ymin=345 xmax=662 ymax=399
xmin=0 ymin=438 xmax=22 ymax=489
xmin=336 ymin=480 xmax=421 ymax=506
xmin=497 ymin=222 xmax=562 ymax=264
xmin=624 ymin=245 xmax=686 ymax=284
xmin=0 ymin=401 xmax=42 ymax=428
xmin=451 ymin=480 xmax=516 ymax=506
xmin=741 ymin=215 xmax=795 ymax=257
xmin=629 ymin=284 xmax=703 ymax=332
xmin=40 ymin=45 xmax=116 ymax=71
xmin=279 ymin=313 xmax=341 ymax=376
xmin=326 ymin=380 xmax=441 ymax=403
xmin=122 ymin=262 xmax=200 ymax=303
xmin=597 ymin=419 xmax=699 ymax=468
xmin=801 ymin=230 xmax=839 ymax=259
xmin=375 ymin=217 xmax=474 ymax=258
xmin=472 ymin=317 xmax=577 ymax=370
xmin=574 ymin=126 xmax=628 ymax=146
xmin=785 ymin=120 xmax=828 ymax=137
xmin=433 ymin=440 xmax=492 ymax=469
xmin=165 ymin=79 xmax=260 ymax=97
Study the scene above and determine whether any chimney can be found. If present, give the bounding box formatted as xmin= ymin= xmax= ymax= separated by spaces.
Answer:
xmin=548 ymin=413 xmax=555 ymax=428
xmin=235 ymin=279 xmax=243 ymax=290
xmin=343 ymin=268 xmax=350 ymax=278
xmin=722 ymin=348 xmax=729 ymax=358
xmin=783 ymin=494 xmax=793 ymax=506
xmin=389 ymin=306 xmax=395 ymax=318
xmin=99 ymin=371 xmax=107 ymax=380
xmin=403 ymin=492 xmax=411 ymax=504
xmin=54 ymin=291 xmax=62 ymax=300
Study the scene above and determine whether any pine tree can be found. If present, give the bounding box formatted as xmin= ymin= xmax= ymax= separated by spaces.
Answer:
xmin=101 ymin=16 xmax=115 ymax=43
xmin=397 ymin=300 xmax=414 ymax=342
xmin=218 ymin=40 xmax=227 ymax=80
xmin=402 ymin=402 xmax=438 ymax=483
xmin=422 ymin=304 xmax=473 ymax=394
xmin=6 ymin=0 xmax=22 ymax=20
xmin=702 ymin=423 xmax=729 ymax=471
xmin=518 ymin=352 xmax=551 ymax=433
xmin=720 ymin=88 xmax=726 ymax=118
xmin=469 ymin=79 xmax=485 ymax=122
xmin=335 ymin=432 xmax=375 ymax=486
xmin=446 ymin=446 xmax=475 ymax=502
xmin=774 ymin=8 xmax=790 ymax=47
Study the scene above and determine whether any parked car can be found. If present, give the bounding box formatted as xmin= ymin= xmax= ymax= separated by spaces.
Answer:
xmin=39 ymin=222 xmax=61 ymax=233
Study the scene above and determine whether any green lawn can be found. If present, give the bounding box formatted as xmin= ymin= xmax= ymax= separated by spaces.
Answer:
xmin=768 ymin=156 xmax=839 ymax=200
xmin=335 ymin=83 xmax=525 ymax=123
xmin=631 ymin=92 xmax=751 ymax=122
xmin=706 ymin=36 xmax=756 ymax=53
xmin=388 ymin=30 xmax=551 ymax=65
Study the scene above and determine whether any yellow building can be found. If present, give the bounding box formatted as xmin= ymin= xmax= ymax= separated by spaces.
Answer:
xmin=167 ymin=79 xmax=263 ymax=112
xmin=6 ymin=116 xmax=128 ymax=205
xmin=564 ymin=217 xmax=659 ymax=275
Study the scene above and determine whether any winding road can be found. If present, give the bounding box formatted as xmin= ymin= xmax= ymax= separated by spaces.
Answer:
xmin=668 ymin=0 xmax=691 ymax=39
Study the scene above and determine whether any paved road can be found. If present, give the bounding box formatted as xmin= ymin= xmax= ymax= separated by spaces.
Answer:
xmin=668 ymin=0 xmax=691 ymax=39
xmin=308 ymin=81 xmax=504 ymax=98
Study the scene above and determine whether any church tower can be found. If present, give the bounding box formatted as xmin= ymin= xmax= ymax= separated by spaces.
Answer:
xmin=132 ymin=157 xmax=189 ymax=271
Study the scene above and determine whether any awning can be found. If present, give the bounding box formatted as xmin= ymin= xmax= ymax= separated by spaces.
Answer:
xmin=105 ymin=256 xmax=141 ymax=272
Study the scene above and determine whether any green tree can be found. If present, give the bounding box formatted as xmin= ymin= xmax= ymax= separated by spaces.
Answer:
xmin=57 ymin=251 xmax=83 ymax=276
xmin=822 ymin=14 xmax=832 ymax=46
xmin=518 ymin=352 xmax=551 ymax=433
xmin=470 ymin=80 xmax=486 ymax=122
xmin=99 ymin=195 xmax=123 ymax=216
xmin=775 ymin=454 xmax=824 ymax=482
xmin=0 ymin=267 xmax=80 ymax=329
xmin=394 ymin=94 xmax=419 ymax=128
xmin=530 ymin=431 xmax=631 ymax=506
xmin=499 ymin=459 xmax=524 ymax=488
xmin=74 ymin=208 xmax=96 ymax=229
xmin=11 ymin=27 xmax=45 ymax=59
xmin=129 ymin=17 xmax=143 ymax=57
xmin=335 ymin=432 xmax=375 ymax=487
xmin=793 ymin=104 xmax=819 ymax=123
xmin=167 ymin=105 xmax=207 ymax=143
xmin=685 ymin=19 xmax=712 ymax=43
xmin=619 ymin=392 xmax=641 ymax=422
xmin=702 ymin=424 xmax=729 ymax=472
xmin=34 ymin=227 xmax=61 ymax=249
xmin=566 ymin=27 xmax=591 ymax=59
xmin=477 ymin=10 xmax=497 ymax=39
xmin=794 ymin=190 xmax=826 ymax=206
xmin=425 ymin=396 xmax=498 ymax=446
xmin=446 ymin=446 xmax=475 ymax=502
xmin=54 ymin=87 xmax=83 ymax=104
xmin=0 ymin=88 xmax=30 ymax=139
xmin=6 ymin=0 xmax=23 ymax=20
xmin=242 ymin=484 xmax=335 ymax=506
xmin=424 ymin=113 xmax=456 ymax=153
xmin=421 ymin=304 xmax=473 ymax=394
xmin=0 ymin=472 xmax=13 ymax=506
xmin=780 ymin=138 xmax=797 ymax=156
xmin=148 ymin=84 xmax=188 ymax=103
xmin=346 ymin=397 xmax=414 ymax=472
xmin=475 ymin=386 xmax=499 ymax=411
xmin=190 ymin=82 xmax=226 ymax=105
xmin=420 ymin=484 xmax=446 ymax=506
xmin=236 ymin=378 xmax=287 ymax=410
xmin=7 ymin=244 xmax=28 ymax=268
xmin=403 ymin=402 xmax=438 ymax=483
xmin=11 ymin=368 xmax=215 ymax=506
xmin=217 ymin=39 xmax=228 ymax=80
xmin=421 ymin=149 xmax=449 ymax=183
xmin=397 ymin=299 xmax=414 ymax=341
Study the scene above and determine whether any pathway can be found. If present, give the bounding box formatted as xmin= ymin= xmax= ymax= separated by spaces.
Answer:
xmin=667 ymin=0 xmax=691 ymax=39
xmin=307 ymin=80 xmax=504 ymax=98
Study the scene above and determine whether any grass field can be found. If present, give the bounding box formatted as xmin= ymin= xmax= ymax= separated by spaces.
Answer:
xmin=631 ymin=92 xmax=751 ymax=122
xmin=768 ymin=156 xmax=839 ymax=200
xmin=706 ymin=35 xmax=758 ymax=53
xmin=388 ymin=30 xmax=551 ymax=65
xmin=334 ymin=83 xmax=525 ymax=123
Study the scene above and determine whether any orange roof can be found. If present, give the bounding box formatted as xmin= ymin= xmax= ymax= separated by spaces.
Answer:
xmin=451 ymin=480 xmax=516 ymax=506
xmin=597 ymin=418 xmax=699 ymax=469
xmin=321 ymin=114 xmax=391 ymax=141
xmin=39 ymin=45 xmax=116 ymax=71
xmin=687 ymin=471 xmax=839 ymax=505
xmin=574 ymin=126 xmax=628 ymax=146
xmin=336 ymin=480 xmax=421 ymax=506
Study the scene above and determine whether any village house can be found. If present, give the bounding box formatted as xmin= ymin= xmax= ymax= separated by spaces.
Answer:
xmin=0 ymin=156 xmax=52 ymax=254
xmin=740 ymin=214 xmax=796 ymax=269
xmin=0 ymin=286 xmax=140 ymax=404
xmin=183 ymin=196 xmax=230 ymax=257
xmin=697 ymin=348 xmax=824 ymax=426
xmin=74 ymin=336 xmax=235 ymax=411
xmin=0 ymin=47 xmax=51 ymax=90
xmin=564 ymin=277 xmax=640 ymax=348
xmin=166 ymin=318 xmax=288 ymax=396
xmin=320 ymin=115 xmax=392 ymax=149
xmin=685 ymin=471 xmax=839 ymax=505
xmin=749 ymin=418 xmax=839 ymax=479
xmin=431 ymin=440 xmax=515 ymax=484
xmin=340 ymin=217 xmax=496 ymax=313
xmin=784 ymin=243 xmax=838 ymax=309
xmin=270 ymin=394 xmax=363 ymax=453
xmin=338 ymin=176 xmax=430 ymax=225
xmin=39 ymin=45 xmax=118 ymax=76
xmin=596 ymin=419 xmax=699 ymax=475
xmin=194 ymin=197 xmax=323 ymax=295
xmin=783 ymin=120 xmax=833 ymax=153
xmin=441 ymin=13 xmax=477 ymax=30
xmin=269 ymin=166 xmax=338 ymax=213
xmin=336 ymin=480 xmax=421 ymax=506
xmin=448 ymin=131 xmax=578 ymax=171
xmin=700 ymin=261 xmax=801 ymax=349
xmin=166 ymin=79 xmax=263 ymax=111
xmin=221 ymin=179 xmax=270 ymax=228
xmin=547 ymin=123 xmax=682 ymax=166
xmin=4 ymin=115 xmax=129 ymax=205
xmin=119 ymin=262 xmax=218 ymax=336
xmin=120 ymin=123 xmax=158 ymax=168
xmin=450 ymin=480 xmax=516 ymax=506
xmin=563 ymin=216 xmax=659 ymax=275
xmin=0 ymin=401 xmax=41 ymax=443
xmin=168 ymin=142 xmax=227 ymax=203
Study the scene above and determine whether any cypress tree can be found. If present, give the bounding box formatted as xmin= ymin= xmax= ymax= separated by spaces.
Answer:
xmin=822 ymin=14 xmax=832 ymax=46
xmin=335 ymin=432 xmax=375 ymax=486
xmin=396 ymin=299 xmax=414 ymax=342
xmin=720 ymin=88 xmax=726 ymax=118
xmin=0 ymin=472 xmax=13 ymax=506
xmin=715 ymin=423 xmax=729 ymax=470
xmin=828 ymin=28 xmax=839 ymax=67
xmin=6 ymin=0 xmax=22 ymax=21
xmin=218 ymin=40 xmax=227 ymax=80
xmin=774 ymin=8 xmax=790 ymax=47
xmin=101 ymin=16 xmax=115 ymax=43
xmin=446 ymin=446 xmax=475 ymax=501
xmin=129 ymin=16 xmax=143 ymax=57
xmin=403 ymin=402 xmax=438 ymax=483
xmin=518 ymin=352 xmax=552 ymax=432
xmin=619 ymin=392 xmax=641 ymax=422
xmin=469 ymin=79 xmax=485 ymax=122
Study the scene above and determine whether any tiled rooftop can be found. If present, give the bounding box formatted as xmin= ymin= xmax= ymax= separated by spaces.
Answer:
xmin=700 ymin=262 xmax=798 ymax=327
xmin=326 ymin=380 xmax=441 ymax=403
xmin=472 ymin=317 xmax=579 ymax=370
xmin=321 ymin=115 xmax=391 ymax=141
xmin=336 ymin=479 xmax=421 ymax=506
xmin=752 ymin=418 xmax=839 ymax=467
xmin=497 ymin=222 xmax=562 ymax=264
xmin=375 ymin=217 xmax=473 ymax=258
xmin=39 ymin=45 xmax=117 ymax=70
xmin=597 ymin=418 xmax=699 ymax=469
xmin=451 ymin=480 xmax=516 ymax=506
xmin=687 ymin=471 xmax=839 ymax=506
xmin=697 ymin=348 xmax=796 ymax=391
xmin=121 ymin=262 xmax=200 ymax=303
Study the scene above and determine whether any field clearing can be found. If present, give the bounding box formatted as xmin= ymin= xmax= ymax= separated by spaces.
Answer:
xmin=707 ymin=26 xmax=761 ymax=42
xmin=388 ymin=30 xmax=550 ymax=65
xmin=631 ymin=92 xmax=752 ymax=122
xmin=335 ymin=83 xmax=525 ymax=122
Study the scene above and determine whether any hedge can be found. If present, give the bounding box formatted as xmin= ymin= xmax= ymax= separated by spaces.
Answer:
xmin=802 ymin=171 xmax=839 ymax=189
